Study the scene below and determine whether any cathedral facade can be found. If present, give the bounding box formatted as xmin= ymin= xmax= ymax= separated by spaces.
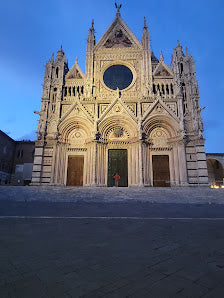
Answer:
xmin=31 ymin=7 xmax=208 ymax=187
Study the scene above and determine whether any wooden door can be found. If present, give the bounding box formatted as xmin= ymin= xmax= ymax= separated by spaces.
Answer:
xmin=152 ymin=155 xmax=170 ymax=187
xmin=107 ymin=149 xmax=128 ymax=187
xmin=67 ymin=156 xmax=84 ymax=186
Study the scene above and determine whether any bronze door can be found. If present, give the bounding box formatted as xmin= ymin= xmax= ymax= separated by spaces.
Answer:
xmin=67 ymin=156 xmax=84 ymax=186
xmin=107 ymin=149 xmax=128 ymax=187
xmin=152 ymin=155 xmax=170 ymax=187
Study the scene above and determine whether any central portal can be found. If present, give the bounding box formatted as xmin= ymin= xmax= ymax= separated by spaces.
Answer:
xmin=152 ymin=155 xmax=170 ymax=187
xmin=107 ymin=149 xmax=128 ymax=187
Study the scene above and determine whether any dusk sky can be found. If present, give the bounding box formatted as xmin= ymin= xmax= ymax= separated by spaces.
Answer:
xmin=0 ymin=0 xmax=223 ymax=153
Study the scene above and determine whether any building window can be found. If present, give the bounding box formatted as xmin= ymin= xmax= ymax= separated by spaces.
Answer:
xmin=153 ymin=84 xmax=156 ymax=94
xmin=103 ymin=64 xmax=133 ymax=90
xmin=166 ymin=84 xmax=169 ymax=94
xmin=180 ymin=63 xmax=183 ymax=74
xmin=17 ymin=150 xmax=23 ymax=158
xmin=56 ymin=67 xmax=59 ymax=78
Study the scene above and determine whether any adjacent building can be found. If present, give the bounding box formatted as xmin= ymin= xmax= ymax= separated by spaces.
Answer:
xmin=0 ymin=130 xmax=35 ymax=185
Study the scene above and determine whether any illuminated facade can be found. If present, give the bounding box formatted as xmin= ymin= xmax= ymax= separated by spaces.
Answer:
xmin=32 ymin=7 xmax=208 ymax=187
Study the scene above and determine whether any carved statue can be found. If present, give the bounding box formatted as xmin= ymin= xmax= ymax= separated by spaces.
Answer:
xmin=115 ymin=2 xmax=122 ymax=13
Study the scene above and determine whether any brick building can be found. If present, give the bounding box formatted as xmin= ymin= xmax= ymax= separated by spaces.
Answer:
xmin=0 ymin=130 xmax=35 ymax=185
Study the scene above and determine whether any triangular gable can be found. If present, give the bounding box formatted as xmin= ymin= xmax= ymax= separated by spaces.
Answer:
xmin=142 ymin=97 xmax=179 ymax=124
xmin=95 ymin=15 xmax=142 ymax=51
xmin=153 ymin=61 xmax=173 ymax=77
xmin=98 ymin=96 xmax=138 ymax=124
xmin=59 ymin=99 xmax=94 ymax=125
xmin=66 ymin=61 xmax=85 ymax=80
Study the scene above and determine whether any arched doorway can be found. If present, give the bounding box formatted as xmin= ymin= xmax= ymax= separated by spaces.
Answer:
xmin=207 ymin=159 xmax=224 ymax=186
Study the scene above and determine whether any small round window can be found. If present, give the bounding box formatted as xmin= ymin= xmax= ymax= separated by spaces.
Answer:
xmin=103 ymin=65 xmax=133 ymax=90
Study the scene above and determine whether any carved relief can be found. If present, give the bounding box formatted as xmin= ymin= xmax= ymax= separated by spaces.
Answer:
xmin=68 ymin=128 xmax=87 ymax=147
xmin=67 ymin=69 xmax=82 ymax=79
xmin=142 ymin=103 xmax=152 ymax=115
xmin=43 ymin=157 xmax=52 ymax=165
xmin=127 ymin=103 xmax=136 ymax=115
xmin=99 ymin=104 xmax=109 ymax=116
xmin=167 ymin=103 xmax=177 ymax=116
xmin=104 ymin=29 xmax=132 ymax=48
xmin=83 ymin=104 xmax=95 ymax=116
xmin=44 ymin=148 xmax=53 ymax=156
xmin=154 ymin=64 xmax=172 ymax=77
xmin=113 ymin=127 xmax=124 ymax=137
xmin=61 ymin=105 xmax=70 ymax=117
xmin=149 ymin=128 xmax=170 ymax=149
xmin=113 ymin=104 xmax=122 ymax=113
xmin=155 ymin=104 xmax=163 ymax=113
xmin=107 ymin=126 xmax=129 ymax=140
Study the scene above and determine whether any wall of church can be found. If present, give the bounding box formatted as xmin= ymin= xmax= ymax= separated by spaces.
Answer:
xmin=31 ymin=9 xmax=209 ymax=188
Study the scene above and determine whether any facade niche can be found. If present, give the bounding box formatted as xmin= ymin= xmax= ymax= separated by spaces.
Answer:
xmin=166 ymin=84 xmax=169 ymax=94
xmin=153 ymin=84 xmax=156 ymax=94
xmin=56 ymin=67 xmax=59 ymax=78
xmin=180 ymin=63 xmax=183 ymax=74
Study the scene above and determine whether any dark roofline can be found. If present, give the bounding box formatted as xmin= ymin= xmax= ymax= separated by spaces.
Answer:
xmin=15 ymin=141 xmax=35 ymax=144
xmin=0 ymin=130 xmax=15 ymax=142
xmin=206 ymin=153 xmax=224 ymax=156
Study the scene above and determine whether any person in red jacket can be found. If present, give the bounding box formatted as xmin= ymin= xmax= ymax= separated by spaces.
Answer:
xmin=114 ymin=173 xmax=120 ymax=187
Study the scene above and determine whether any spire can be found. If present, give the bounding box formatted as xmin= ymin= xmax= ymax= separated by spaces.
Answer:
xmin=75 ymin=56 xmax=78 ymax=64
xmin=87 ymin=19 xmax=95 ymax=45
xmin=115 ymin=2 xmax=122 ymax=17
xmin=56 ymin=44 xmax=65 ymax=60
xmin=51 ymin=53 xmax=54 ymax=62
xmin=57 ymin=44 xmax=64 ymax=54
xmin=144 ymin=17 xmax=147 ymax=28
xmin=160 ymin=51 xmax=164 ymax=61
xmin=142 ymin=17 xmax=150 ymax=51
xmin=186 ymin=47 xmax=189 ymax=56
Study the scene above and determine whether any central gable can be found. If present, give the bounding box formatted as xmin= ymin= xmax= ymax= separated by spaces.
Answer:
xmin=104 ymin=27 xmax=132 ymax=48
xmin=95 ymin=15 xmax=142 ymax=51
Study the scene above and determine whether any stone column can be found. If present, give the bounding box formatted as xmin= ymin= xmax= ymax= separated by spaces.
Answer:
xmin=91 ymin=141 xmax=97 ymax=186
xmin=138 ymin=141 xmax=144 ymax=186
xmin=169 ymin=149 xmax=175 ymax=186
xmin=173 ymin=144 xmax=180 ymax=185
xmin=178 ymin=141 xmax=188 ymax=185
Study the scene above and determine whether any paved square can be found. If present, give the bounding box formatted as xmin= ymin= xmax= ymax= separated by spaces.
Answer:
xmin=0 ymin=186 xmax=224 ymax=297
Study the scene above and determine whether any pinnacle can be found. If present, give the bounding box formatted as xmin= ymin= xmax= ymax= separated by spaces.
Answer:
xmin=160 ymin=51 xmax=164 ymax=61
xmin=144 ymin=17 xmax=147 ymax=28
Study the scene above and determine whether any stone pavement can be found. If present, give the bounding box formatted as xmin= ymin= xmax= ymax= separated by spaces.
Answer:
xmin=0 ymin=186 xmax=224 ymax=297
xmin=0 ymin=186 xmax=224 ymax=204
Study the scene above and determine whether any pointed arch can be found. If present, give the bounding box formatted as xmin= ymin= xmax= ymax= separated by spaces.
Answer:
xmin=58 ymin=116 xmax=93 ymax=142
xmin=143 ymin=114 xmax=179 ymax=139
xmin=98 ymin=115 xmax=138 ymax=140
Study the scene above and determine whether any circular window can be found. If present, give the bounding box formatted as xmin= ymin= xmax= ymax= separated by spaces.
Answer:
xmin=103 ymin=65 xmax=133 ymax=90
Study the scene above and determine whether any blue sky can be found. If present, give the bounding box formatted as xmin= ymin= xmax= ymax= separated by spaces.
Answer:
xmin=0 ymin=0 xmax=224 ymax=152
